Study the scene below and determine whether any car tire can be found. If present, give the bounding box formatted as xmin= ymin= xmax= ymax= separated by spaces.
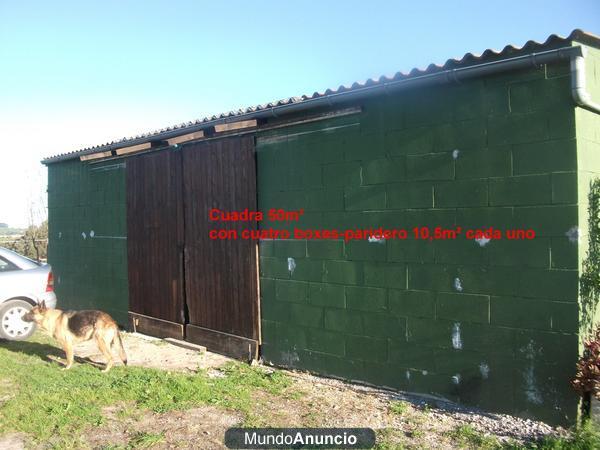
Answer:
xmin=0 ymin=300 xmax=36 ymax=341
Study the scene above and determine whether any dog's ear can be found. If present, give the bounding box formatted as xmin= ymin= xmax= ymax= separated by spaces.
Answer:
xmin=40 ymin=300 xmax=46 ymax=310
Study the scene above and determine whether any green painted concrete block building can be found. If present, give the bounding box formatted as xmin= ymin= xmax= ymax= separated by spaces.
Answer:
xmin=43 ymin=30 xmax=600 ymax=425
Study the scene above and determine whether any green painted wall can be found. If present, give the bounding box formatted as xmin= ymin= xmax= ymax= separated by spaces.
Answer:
xmin=47 ymin=159 xmax=128 ymax=325
xmin=256 ymin=59 xmax=582 ymax=425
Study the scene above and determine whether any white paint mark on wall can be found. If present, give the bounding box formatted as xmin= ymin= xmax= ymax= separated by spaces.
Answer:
xmin=368 ymin=236 xmax=385 ymax=244
xmin=452 ymin=374 xmax=461 ymax=385
xmin=520 ymin=340 xmax=543 ymax=405
xmin=90 ymin=230 xmax=95 ymax=238
xmin=520 ymin=340 xmax=538 ymax=359
xmin=287 ymin=257 xmax=296 ymax=275
xmin=258 ymin=135 xmax=287 ymax=145
xmin=259 ymin=123 xmax=360 ymax=144
xmin=280 ymin=350 xmax=300 ymax=366
xmin=81 ymin=232 xmax=87 ymax=239
xmin=475 ymin=237 xmax=491 ymax=247
xmin=58 ymin=232 xmax=62 ymax=239
xmin=452 ymin=322 xmax=463 ymax=350
xmin=453 ymin=277 xmax=463 ymax=292
xmin=565 ymin=226 xmax=579 ymax=243
xmin=524 ymin=365 xmax=543 ymax=405
xmin=479 ymin=362 xmax=490 ymax=379
xmin=452 ymin=149 xmax=460 ymax=159
xmin=90 ymin=163 xmax=125 ymax=172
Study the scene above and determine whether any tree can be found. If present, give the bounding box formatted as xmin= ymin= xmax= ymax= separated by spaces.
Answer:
xmin=5 ymin=221 xmax=48 ymax=262
xmin=3 ymin=174 xmax=49 ymax=261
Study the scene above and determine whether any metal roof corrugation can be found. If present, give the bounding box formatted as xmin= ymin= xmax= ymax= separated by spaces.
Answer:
xmin=42 ymin=29 xmax=600 ymax=164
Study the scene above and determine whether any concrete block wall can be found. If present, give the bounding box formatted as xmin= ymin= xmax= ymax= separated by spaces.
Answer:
xmin=257 ymin=59 xmax=583 ymax=425
xmin=576 ymin=44 xmax=600 ymax=337
xmin=47 ymin=159 xmax=128 ymax=325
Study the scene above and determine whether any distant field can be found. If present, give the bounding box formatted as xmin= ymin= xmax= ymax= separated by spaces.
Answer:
xmin=0 ymin=231 xmax=25 ymax=246
xmin=0 ymin=227 xmax=25 ymax=236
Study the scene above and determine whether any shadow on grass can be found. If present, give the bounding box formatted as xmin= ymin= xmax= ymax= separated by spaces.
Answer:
xmin=0 ymin=339 xmax=104 ymax=368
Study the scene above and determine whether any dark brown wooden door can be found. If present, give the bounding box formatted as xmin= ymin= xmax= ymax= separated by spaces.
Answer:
xmin=126 ymin=150 xmax=185 ymax=339
xmin=181 ymin=135 xmax=259 ymax=360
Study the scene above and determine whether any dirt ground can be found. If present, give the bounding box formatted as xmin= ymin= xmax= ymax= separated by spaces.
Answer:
xmin=0 ymin=332 xmax=568 ymax=449
xmin=88 ymin=404 xmax=242 ymax=450
xmin=72 ymin=332 xmax=231 ymax=373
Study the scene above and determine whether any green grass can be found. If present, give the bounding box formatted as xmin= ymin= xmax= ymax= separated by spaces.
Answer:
xmin=96 ymin=431 xmax=165 ymax=450
xmin=0 ymin=333 xmax=291 ymax=447
xmin=448 ymin=424 xmax=500 ymax=449
xmin=531 ymin=420 xmax=600 ymax=449
xmin=374 ymin=428 xmax=404 ymax=450
xmin=128 ymin=431 xmax=165 ymax=448
xmin=447 ymin=421 xmax=600 ymax=450
xmin=389 ymin=400 xmax=410 ymax=415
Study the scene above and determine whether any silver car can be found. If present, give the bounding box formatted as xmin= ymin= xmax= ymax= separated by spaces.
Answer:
xmin=0 ymin=247 xmax=57 ymax=340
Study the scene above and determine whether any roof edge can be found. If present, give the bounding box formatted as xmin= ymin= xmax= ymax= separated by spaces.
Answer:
xmin=42 ymin=29 xmax=600 ymax=165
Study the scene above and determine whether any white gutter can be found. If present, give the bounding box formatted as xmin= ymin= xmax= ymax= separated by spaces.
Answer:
xmin=571 ymin=46 xmax=600 ymax=114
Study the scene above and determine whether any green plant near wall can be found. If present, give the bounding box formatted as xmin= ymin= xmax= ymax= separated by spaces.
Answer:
xmin=580 ymin=179 xmax=600 ymax=337
xmin=574 ymin=180 xmax=600 ymax=420
xmin=572 ymin=326 xmax=600 ymax=403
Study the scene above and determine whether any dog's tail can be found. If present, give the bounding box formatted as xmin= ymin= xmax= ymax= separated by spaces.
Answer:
xmin=114 ymin=330 xmax=128 ymax=366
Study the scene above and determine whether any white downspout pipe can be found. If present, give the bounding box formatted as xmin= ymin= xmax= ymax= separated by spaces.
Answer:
xmin=571 ymin=46 xmax=600 ymax=114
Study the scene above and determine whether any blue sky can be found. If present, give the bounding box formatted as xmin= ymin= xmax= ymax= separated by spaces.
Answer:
xmin=0 ymin=0 xmax=599 ymax=226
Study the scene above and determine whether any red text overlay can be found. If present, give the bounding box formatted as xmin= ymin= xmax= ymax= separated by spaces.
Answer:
xmin=208 ymin=209 xmax=535 ymax=242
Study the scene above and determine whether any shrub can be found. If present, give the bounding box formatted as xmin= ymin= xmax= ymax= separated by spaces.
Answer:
xmin=572 ymin=326 xmax=600 ymax=400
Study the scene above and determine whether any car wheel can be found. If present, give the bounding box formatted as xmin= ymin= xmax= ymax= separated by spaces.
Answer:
xmin=0 ymin=300 xmax=36 ymax=340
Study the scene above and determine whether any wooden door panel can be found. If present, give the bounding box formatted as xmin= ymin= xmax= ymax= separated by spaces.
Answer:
xmin=182 ymin=136 xmax=259 ymax=343
xmin=126 ymin=150 xmax=185 ymax=333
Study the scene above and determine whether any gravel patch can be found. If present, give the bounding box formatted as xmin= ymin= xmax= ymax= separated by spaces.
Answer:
xmin=280 ymin=368 xmax=568 ymax=446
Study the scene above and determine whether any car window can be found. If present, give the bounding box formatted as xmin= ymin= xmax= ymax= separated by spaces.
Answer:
xmin=0 ymin=257 xmax=20 ymax=272
xmin=0 ymin=247 xmax=40 ymax=269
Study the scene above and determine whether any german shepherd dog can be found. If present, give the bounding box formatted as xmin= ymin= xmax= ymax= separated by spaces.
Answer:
xmin=22 ymin=301 xmax=127 ymax=372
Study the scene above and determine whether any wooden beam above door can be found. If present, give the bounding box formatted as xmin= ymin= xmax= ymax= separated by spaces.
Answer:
xmin=115 ymin=142 xmax=153 ymax=156
xmin=166 ymin=131 xmax=205 ymax=146
xmin=214 ymin=119 xmax=257 ymax=133
xmin=80 ymin=150 xmax=113 ymax=161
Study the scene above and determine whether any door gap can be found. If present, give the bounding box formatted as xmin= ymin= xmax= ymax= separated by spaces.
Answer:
xmin=180 ymin=149 xmax=190 ymax=338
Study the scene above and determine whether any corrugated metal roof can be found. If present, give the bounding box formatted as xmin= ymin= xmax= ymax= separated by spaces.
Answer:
xmin=43 ymin=29 xmax=600 ymax=164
